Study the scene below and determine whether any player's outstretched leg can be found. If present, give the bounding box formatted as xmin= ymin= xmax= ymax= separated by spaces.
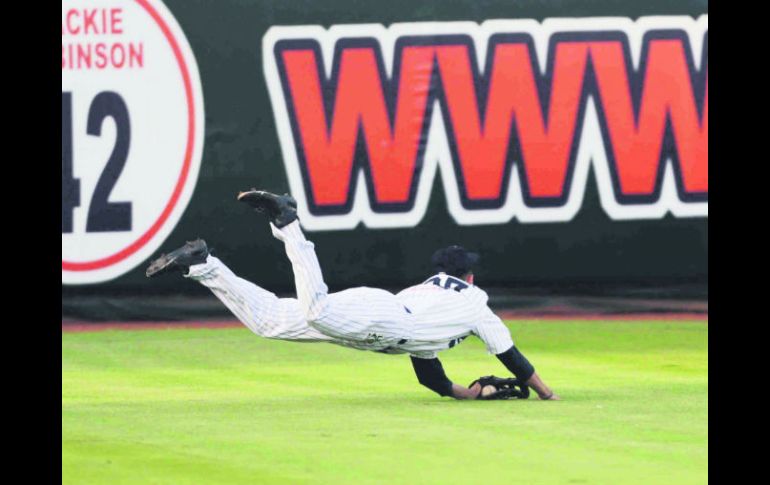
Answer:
xmin=238 ymin=189 xmax=412 ymax=349
xmin=237 ymin=189 xmax=330 ymax=324
xmin=185 ymin=255 xmax=331 ymax=341
xmin=146 ymin=239 xmax=331 ymax=341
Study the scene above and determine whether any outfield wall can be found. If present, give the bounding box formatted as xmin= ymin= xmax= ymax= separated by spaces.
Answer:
xmin=61 ymin=0 xmax=708 ymax=319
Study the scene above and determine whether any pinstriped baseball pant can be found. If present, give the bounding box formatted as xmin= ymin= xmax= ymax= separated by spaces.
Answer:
xmin=185 ymin=254 xmax=333 ymax=341
xmin=186 ymin=221 xmax=412 ymax=349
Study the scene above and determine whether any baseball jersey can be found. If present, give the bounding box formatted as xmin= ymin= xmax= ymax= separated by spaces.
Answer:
xmin=395 ymin=273 xmax=514 ymax=358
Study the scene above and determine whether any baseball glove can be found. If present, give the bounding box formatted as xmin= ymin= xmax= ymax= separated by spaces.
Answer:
xmin=469 ymin=375 xmax=530 ymax=400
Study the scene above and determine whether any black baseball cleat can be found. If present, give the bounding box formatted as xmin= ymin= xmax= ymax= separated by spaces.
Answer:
xmin=237 ymin=189 xmax=298 ymax=228
xmin=145 ymin=239 xmax=209 ymax=278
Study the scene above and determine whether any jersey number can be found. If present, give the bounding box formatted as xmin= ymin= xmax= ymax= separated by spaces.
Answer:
xmin=427 ymin=276 xmax=468 ymax=292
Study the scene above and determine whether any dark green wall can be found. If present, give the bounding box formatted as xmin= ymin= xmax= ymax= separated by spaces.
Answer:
xmin=62 ymin=0 xmax=708 ymax=302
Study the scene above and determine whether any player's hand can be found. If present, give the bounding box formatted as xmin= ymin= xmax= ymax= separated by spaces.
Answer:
xmin=539 ymin=393 xmax=561 ymax=401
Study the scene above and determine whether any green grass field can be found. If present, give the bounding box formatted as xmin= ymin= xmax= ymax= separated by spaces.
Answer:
xmin=62 ymin=320 xmax=707 ymax=485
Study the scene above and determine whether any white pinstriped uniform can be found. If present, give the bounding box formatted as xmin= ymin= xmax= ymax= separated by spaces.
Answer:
xmin=186 ymin=221 xmax=514 ymax=358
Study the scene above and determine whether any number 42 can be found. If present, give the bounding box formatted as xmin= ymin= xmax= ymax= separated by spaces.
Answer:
xmin=62 ymin=91 xmax=132 ymax=234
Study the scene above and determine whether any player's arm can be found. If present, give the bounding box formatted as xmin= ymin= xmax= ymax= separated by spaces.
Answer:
xmin=409 ymin=355 xmax=481 ymax=400
xmin=476 ymin=309 xmax=560 ymax=400
xmin=495 ymin=345 xmax=559 ymax=400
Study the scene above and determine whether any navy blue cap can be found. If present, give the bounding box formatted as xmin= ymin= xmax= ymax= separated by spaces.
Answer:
xmin=431 ymin=245 xmax=480 ymax=277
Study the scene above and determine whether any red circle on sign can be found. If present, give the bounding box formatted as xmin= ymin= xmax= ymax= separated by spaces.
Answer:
xmin=62 ymin=0 xmax=197 ymax=272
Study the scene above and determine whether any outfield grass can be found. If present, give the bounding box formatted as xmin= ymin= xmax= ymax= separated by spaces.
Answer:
xmin=62 ymin=320 xmax=708 ymax=485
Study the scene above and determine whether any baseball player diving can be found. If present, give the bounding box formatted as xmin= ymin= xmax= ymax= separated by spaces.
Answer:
xmin=146 ymin=190 xmax=560 ymax=401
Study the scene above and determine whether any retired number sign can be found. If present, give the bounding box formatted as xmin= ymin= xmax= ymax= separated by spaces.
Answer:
xmin=61 ymin=0 xmax=204 ymax=285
